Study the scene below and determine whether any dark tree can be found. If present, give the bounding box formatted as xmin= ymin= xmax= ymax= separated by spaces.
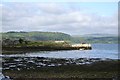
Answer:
xmin=19 ymin=38 xmax=24 ymax=44
xmin=25 ymin=41 xmax=28 ymax=44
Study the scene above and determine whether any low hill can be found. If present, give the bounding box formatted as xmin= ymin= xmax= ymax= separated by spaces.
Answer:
xmin=1 ymin=32 xmax=118 ymax=44
xmin=72 ymin=34 xmax=118 ymax=44
xmin=2 ymin=31 xmax=72 ymax=41
xmin=79 ymin=34 xmax=117 ymax=37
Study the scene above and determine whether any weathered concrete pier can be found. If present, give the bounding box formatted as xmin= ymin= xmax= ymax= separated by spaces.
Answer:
xmin=71 ymin=43 xmax=92 ymax=50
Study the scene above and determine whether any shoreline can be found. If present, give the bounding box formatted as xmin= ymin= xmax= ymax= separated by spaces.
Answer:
xmin=2 ymin=57 xmax=119 ymax=79
xmin=2 ymin=46 xmax=92 ymax=54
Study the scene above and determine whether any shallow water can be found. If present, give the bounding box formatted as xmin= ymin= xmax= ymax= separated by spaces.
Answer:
xmin=2 ymin=44 xmax=118 ymax=59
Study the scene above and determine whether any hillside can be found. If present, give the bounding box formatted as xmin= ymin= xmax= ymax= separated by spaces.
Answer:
xmin=72 ymin=35 xmax=118 ymax=44
xmin=1 ymin=32 xmax=118 ymax=44
xmin=79 ymin=34 xmax=118 ymax=37
xmin=2 ymin=31 xmax=72 ymax=41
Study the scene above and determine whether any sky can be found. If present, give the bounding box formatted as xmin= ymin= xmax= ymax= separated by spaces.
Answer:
xmin=1 ymin=0 xmax=118 ymax=35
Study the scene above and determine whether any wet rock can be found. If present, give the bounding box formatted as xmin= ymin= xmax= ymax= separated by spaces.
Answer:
xmin=2 ymin=57 xmax=110 ymax=71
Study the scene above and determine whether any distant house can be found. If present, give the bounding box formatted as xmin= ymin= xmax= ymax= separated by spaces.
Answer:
xmin=54 ymin=41 xmax=65 ymax=43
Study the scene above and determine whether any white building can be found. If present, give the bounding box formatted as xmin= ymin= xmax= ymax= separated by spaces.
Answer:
xmin=54 ymin=41 xmax=65 ymax=43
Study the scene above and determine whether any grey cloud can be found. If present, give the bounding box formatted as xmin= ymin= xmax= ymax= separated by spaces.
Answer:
xmin=36 ymin=3 xmax=66 ymax=14
xmin=2 ymin=3 xmax=117 ymax=35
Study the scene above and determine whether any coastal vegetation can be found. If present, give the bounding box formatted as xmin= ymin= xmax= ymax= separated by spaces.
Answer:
xmin=1 ymin=31 xmax=117 ymax=54
xmin=2 ymin=31 xmax=92 ymax=53
xmin=1 ymin=31 xmax=118 ymax=44
xmin=2 ymin=31 xmax=71 ymax=41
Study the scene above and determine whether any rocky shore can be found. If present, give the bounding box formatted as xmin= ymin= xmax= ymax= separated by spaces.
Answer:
xmin=2 ymin=57 xmax=119 ymax=79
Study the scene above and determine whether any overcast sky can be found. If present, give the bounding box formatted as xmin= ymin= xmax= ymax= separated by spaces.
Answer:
xmin=1 ymin=1 xmax=118 ymax=35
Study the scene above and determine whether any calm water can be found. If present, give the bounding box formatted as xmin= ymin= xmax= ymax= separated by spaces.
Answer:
xmin=2 ymin=44 xmax=118 ymax=59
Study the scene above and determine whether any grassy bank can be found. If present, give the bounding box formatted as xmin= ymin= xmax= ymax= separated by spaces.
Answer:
xmin=2 ymin=46 xmax=91 ymax=54
xmin=2 ymin=41 xmax=91 ymax=54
